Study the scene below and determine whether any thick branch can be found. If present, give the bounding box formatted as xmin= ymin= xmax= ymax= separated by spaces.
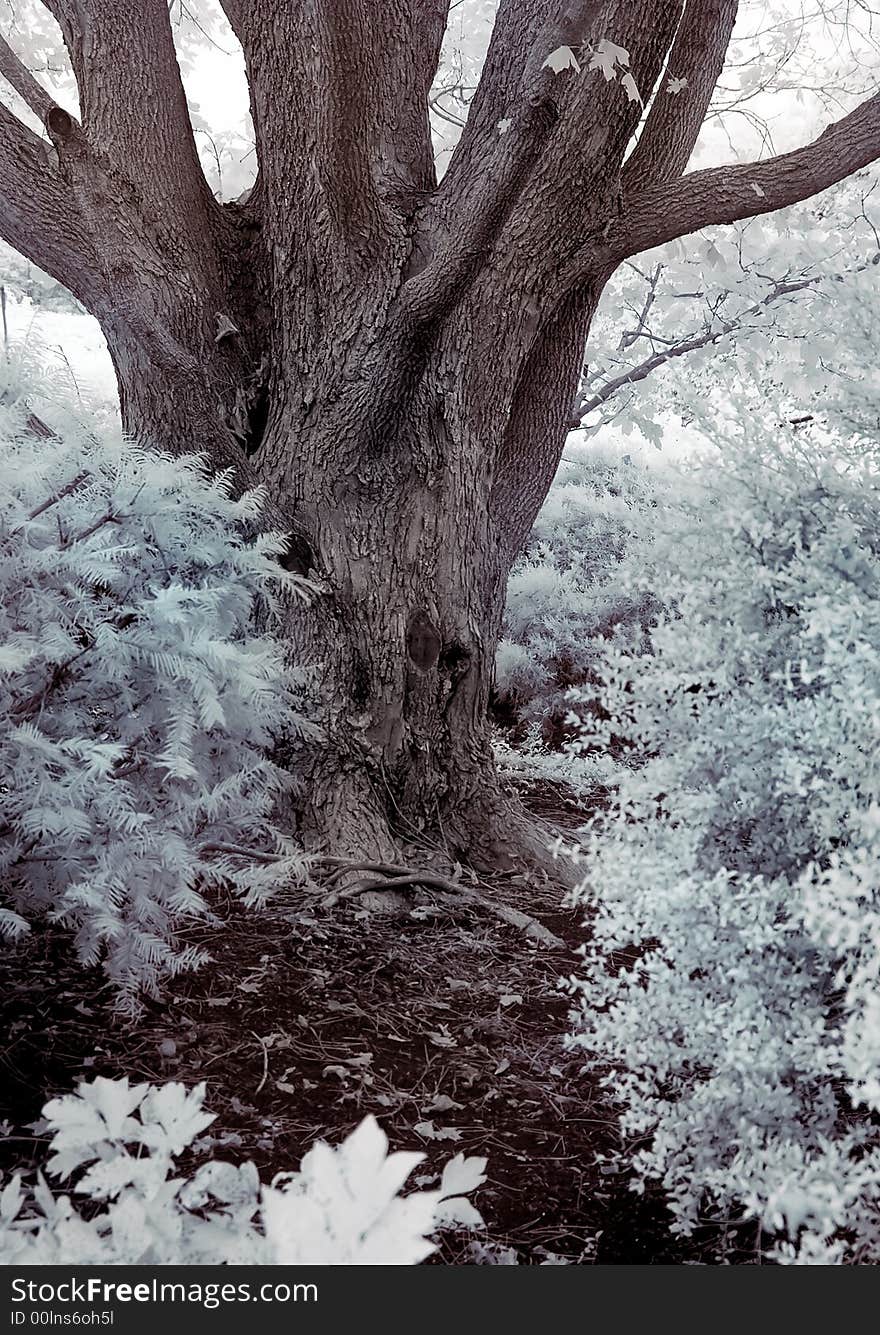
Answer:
xmin=404 ymin=3 xmax=614 ymax=323
xmin=234 ymin=3 xmax=446 ymax=256
xmin=623 ymin=0 xmax=739 ymax=189
xmin=61 ymin=0 xmax=213 ymax=220
xmin=412 ymin=1 xmax=682 ymax=325
xmin=0 ymin=99 xmax=97 ymax=304
xmin=0 ymin=30 xmax=58 ymax=123
xmin=617 ymin=91 xmax=880 ymax=260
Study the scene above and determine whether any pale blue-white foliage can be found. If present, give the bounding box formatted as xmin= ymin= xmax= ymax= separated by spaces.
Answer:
xmin=0 ymin=1077 xmax=487 ymax=1264
xmin=570 ymin=419 xmax=880 ymax=1263
xmin=0 ymin=359 xmax=314 ymax=1002
xmin=496 ymin=443 xmax=661 ymax=735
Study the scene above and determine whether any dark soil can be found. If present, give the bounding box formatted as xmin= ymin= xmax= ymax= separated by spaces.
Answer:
xmin=0 ymin=785 xmax=750 ymax=1265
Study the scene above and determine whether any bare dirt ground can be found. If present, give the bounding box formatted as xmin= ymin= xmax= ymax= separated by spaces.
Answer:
xmin=0 ymin=784 xmax=750 ymax=1264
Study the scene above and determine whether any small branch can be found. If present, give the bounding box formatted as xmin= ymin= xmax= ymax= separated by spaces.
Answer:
xmin=57 ymin=511 xmax=120 ymax=549
xmin=252 ymin=1030 xmax=270 ymax=1095
xmin=27 ymin=471 xmax=89 ymax=521
xmin=198 ymin=842 xmax=289 ymax=865
xmin=618 ymin=263 xmax=663 ymax=351
xmin=570 ymin=258 xmax=877 ymax=427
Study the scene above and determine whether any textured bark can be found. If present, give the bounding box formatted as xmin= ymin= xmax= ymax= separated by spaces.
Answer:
xmin=4 ymin=0 xmax=880 ymax=864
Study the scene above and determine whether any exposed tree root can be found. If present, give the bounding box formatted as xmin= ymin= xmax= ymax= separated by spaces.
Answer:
xmin=443 ymin=789 xmax=583 ymax=893
xmin=311 ymin=857 xmax=567 ymax=949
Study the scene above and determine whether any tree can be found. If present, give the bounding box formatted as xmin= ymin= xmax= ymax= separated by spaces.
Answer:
xmin=3 ymin=0 xmax=880 ymax=870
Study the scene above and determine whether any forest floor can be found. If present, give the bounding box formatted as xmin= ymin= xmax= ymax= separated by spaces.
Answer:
xmin=0 ymin=781 xmax=753 ymax=1265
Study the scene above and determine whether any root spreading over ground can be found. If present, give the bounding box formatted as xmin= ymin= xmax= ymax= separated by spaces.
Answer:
xmin=0 ymin=786 xmax=750 ymax=1264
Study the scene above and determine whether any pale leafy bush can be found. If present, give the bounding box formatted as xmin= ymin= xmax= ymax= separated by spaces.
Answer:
xmin=0 ymin=361 xmax=314 ymax=1003
xmin=496 ymin=444 xmax=662 ymax=743
xmin=571 ymin=429 xmax=880 ymax=1264
xmin=0 ymin=1077 xmax=486 ymax=1264
xmin=0 ymin=241 xmax=81 ymax=313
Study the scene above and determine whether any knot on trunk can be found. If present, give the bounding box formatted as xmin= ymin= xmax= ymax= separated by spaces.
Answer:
xmin=278 ymin=531 xmax=315 ymax=577
xmin=45 ymin=106 xmax=74 ymax=139
xmin=406 ymin=609 xmax=442 ymax=674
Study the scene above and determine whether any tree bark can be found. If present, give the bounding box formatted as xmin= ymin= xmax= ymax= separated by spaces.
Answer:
xmin=5 ymin=0 xmax=880 ymax=868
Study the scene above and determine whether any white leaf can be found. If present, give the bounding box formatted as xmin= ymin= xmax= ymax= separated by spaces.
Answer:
xmin=439 ymin=1153 xmax=488 ymax=1199
xmin=433 ymin=1197 xmax=485 ymax=1229
xmin=138 ymin=1082 xmax=215 ymax=1155
xmin=542 ymin=45 xmax=581 ymax=76
xmin=423 ymin=1094 xmax=464 ymax=1114
xmin=414 ymin=1121 xmax=463 ymax=1142
xmin=666 ymin=75 xmax=689 ymax=95
xmin=497 ymin=118 xmax=513 ymax=135
xmin=620 ymin=72 xmax=642 ymax=106
xmin=587 ymin=38 xmax=630 ymax=81
xmin=0 ymin=1174 xmax=23 ymax=1222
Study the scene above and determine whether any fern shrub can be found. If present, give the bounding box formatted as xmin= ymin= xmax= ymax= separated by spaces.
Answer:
xmin=570 ymin=427 xmax=880 ymax=1263
xmin=0 ymin=361 xmax=313 ymax=1003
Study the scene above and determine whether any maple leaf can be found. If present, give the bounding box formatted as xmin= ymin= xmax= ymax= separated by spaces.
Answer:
xmin=542 ymin=45 xmax=581 ymax=76
xmin=587 ymin=39 xmax=631 ymax=81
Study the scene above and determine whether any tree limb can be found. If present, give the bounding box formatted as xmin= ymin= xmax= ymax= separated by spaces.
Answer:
xmin=403 ymin=2 xmax=611 ymax=323
xmin=616 ymin=90 xmax=880 ymax=261
xmin=623 ymin=0 xmax=739 ymax=189
xmin=0 ymin=99 xmax=97 ymax=303
xmin=407 ymin=1 xmax=683 ymax=326
xmin=58 ymin=0 xmax=214 ymax=220
xmin=0 ymin=29 xmax=59 ymax=123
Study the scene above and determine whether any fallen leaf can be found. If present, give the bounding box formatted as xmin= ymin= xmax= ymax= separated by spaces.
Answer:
xmin=427 ymin=1027 xmax=457 ymax=1049
xmin=414 ymin=1121 xmax=463 ymax=1142
xmin=423 ymin=1094 xmax=464 ymax=1114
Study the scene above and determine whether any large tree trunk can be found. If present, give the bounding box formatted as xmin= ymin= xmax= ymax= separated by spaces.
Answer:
xmin=101 ymin=251 xmax=603 ymax=866
xmin=5 ymin=0 xmax=878 ymax=868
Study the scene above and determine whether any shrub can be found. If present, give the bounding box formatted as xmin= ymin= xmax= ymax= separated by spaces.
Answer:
xmin=0 ymin=1077 xmax=486 ymax=1264
xmin=495 ymin=444 xmax=661 ymax=748
xmin=570 ymin=430 xmax=880 ymax=1264
xmin=0 ymin=360 xmax=314 ymax=1004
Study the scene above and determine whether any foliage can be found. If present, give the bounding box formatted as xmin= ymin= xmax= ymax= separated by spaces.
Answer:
xmin=580 ymin=173 xmax=880 ymax=449
xmin=495 ymin=442 xmax=662 ymax=746
xmin=0 ymin=357 xmax=314 ymax=1004
xmin=0 ymin=242 xmax=81 ymax=314
xmin=0 ymin=1077 xmax=486 ymax=1264
xmin=570 ymin=408 xmax=880 ymax=1263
